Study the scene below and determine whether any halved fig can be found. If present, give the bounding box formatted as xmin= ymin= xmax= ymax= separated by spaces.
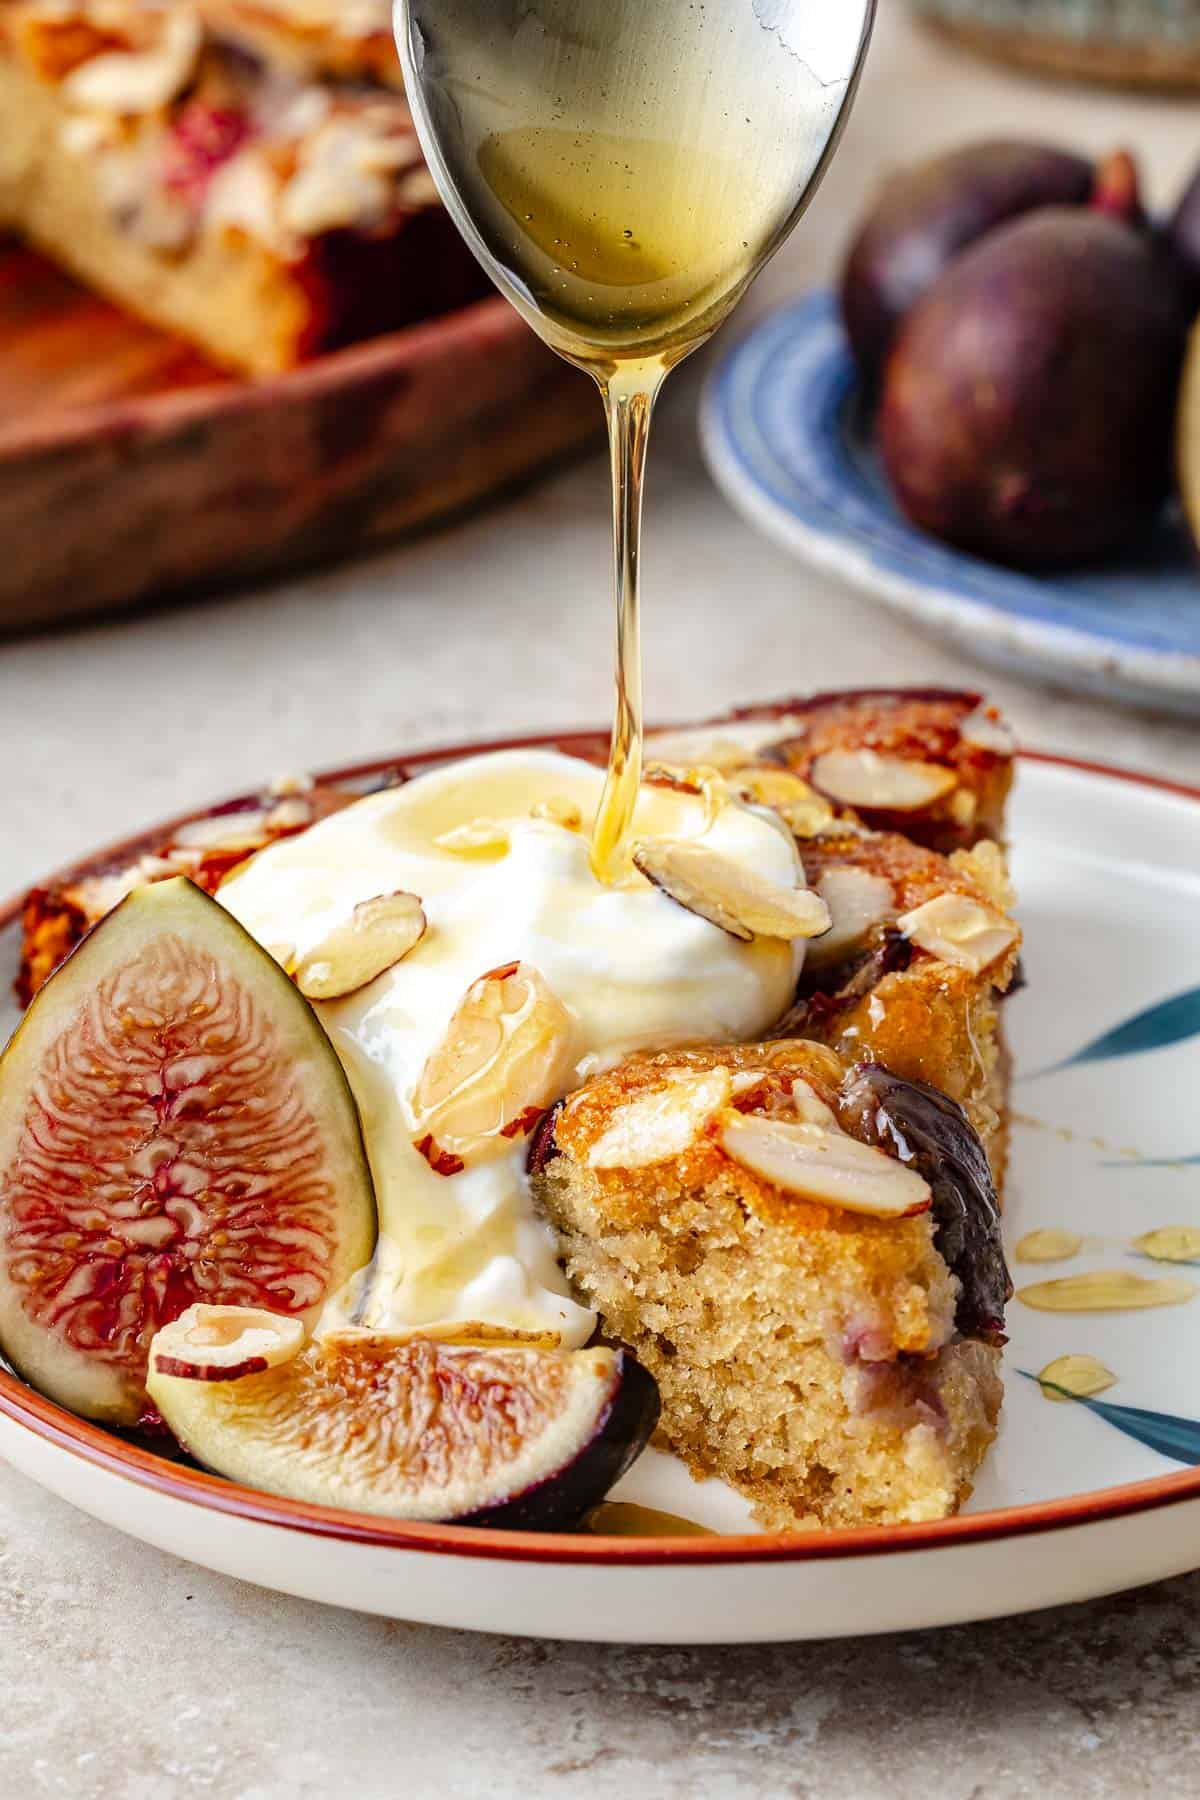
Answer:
xmin=412 ymin=962 xmax=574 ymax=1171
xmin=147 ymin=1324 xmax=660 ymax=1528
xmin=0 ymin=878 xmax=377 ymax=1425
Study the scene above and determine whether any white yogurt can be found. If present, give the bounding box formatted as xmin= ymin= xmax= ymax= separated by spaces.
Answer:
xmin=219 ymin=749 xmax=805 ymax=1346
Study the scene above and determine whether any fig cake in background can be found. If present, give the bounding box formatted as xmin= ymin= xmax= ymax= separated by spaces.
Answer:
xmin=0 ymin=0 xmax=485 ymax=373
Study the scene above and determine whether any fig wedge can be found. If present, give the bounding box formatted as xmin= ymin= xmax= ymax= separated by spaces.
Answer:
xmin=148 ymin=1324 xmax=660 ymax=1528
xmin=0 ymin=878 xmax=377 ymax=1425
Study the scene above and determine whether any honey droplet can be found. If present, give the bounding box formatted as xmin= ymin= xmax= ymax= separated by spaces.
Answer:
xmin=1014 ymin=1228 xmax=1084 ymax=1264
xmin=1037 ymin=1354 xmax=1117 ymax=1403
xmin=1132 ymin=1226 xmax=1200 ymax=1265
xmin=584 ymin=1502 xmax=715 ymax=1538
xmin=1018 ymin=1270 xmax=1197 ymax=1313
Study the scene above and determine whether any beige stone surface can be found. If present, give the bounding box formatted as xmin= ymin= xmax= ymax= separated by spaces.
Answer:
xmin=1 ymin=6 xmax=1199 ymax=1793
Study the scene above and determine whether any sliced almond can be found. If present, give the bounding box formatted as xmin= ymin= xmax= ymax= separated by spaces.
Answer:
xmin=949 ymin=840 xmax=1015 ymax=911
xmin=329 ymin=1321 xmax=564 ymax=1350
xmin=731 ymin=768 xmax=835 ymax=840
xmin=295 ymin=892 xmax=426 ymax=999
xmin=719 ymin=1112 xmax=931 ymax=1219
xmin=960 ymin=705 xmax=1016 ymax=756
xmin=898 ymin=892 xmax=1017 ymax=974
xmin=949 ymin=789 xmax=978 ymax=829
xmin=433 ymin=818 xmax=511 ymax=857
xmin=150 ymin=1305 xmax=305 ymax=1382
xmin=728 ymin=1071 xmax=838 ymax=1128
xmin=264 ymin=796 xmax=312 ymax=832
xmin=530 ymin=797 xmax=583 ymax=831
xmin=810 ymin=749 xmax=958 ymax=813
xmin=412 ymin=961 xmax=573 ymax=1170
xmin=171 ymin=810 xmax=271 ymax=855
xmin=632 ymin=840 xmax=830 ymax=944
xmin=643 ymin=763 xmax=707 ymax=797
xmin=588 ymin=1069 xmax=732 ymax=1170
xmin=806 ymin=866 xmax=895 ymax=968
xmin=268 ymin=772 xmax=315 ymax=798
xmin=645 ymin=721 xmax=799 ymax=773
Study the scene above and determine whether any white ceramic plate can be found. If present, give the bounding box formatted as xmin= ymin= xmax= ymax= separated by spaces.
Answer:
xmin=701 ymin=294 xmax=1200 ymax=717
xmin=1 ymin=726 xmax=1199 ymax=1643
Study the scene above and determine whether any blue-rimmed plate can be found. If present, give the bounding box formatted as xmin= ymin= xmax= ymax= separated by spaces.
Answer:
xmin=701 ymin=293 xmax=1200 ymax=717
xmin=1 ymin=725 xmax=1200 ymax=1641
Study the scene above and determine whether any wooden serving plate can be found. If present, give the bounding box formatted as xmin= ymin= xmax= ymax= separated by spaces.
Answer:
xmin=0 ymin=241 xmax=598 ymax=633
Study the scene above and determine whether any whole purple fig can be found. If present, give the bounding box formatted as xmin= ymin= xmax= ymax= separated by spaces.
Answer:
xmin=840 ymin=140 xmax=1094 ymax=388
xmin=1167 ymin=160 xmax=1200 ymax=309
xmin=878 ymin=207 xmax=1185 ymax=567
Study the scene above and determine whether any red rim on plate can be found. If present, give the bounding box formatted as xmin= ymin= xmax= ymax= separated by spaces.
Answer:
xmin=1 ymin=727 xmax=1196 ymax=1566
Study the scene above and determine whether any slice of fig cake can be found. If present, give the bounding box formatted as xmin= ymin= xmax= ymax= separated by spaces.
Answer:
xmin=529 ymin=688 xmax=1019 ymax=1530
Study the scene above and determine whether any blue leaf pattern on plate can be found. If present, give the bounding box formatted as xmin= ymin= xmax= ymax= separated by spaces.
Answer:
xmin=1024 ymin=1373 xmax=1200 ymax=1466
xmin=1103 ymin=1155 xmax=1200 ymax=1169
xmin=1027 ymin=985 xmax=1200 ymax=1080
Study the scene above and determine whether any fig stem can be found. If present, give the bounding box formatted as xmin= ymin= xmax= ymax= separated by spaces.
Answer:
xmin=1090 ymin=149 xmax=1144 ymax=229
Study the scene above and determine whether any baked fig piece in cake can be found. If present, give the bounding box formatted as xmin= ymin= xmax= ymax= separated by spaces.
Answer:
xmin=0 ymin=2 xmax=485 ymax=373
xmin=529 ymin=1042 xmax=1008 ymax=1531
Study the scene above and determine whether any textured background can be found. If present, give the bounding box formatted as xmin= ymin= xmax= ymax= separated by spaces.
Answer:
xmin=2 ymin=6 xmax=1199 ymax=1793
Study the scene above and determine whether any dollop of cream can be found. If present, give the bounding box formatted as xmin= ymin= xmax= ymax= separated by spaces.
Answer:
xmin=219 ymin=749 xmax=806 ymax=1347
